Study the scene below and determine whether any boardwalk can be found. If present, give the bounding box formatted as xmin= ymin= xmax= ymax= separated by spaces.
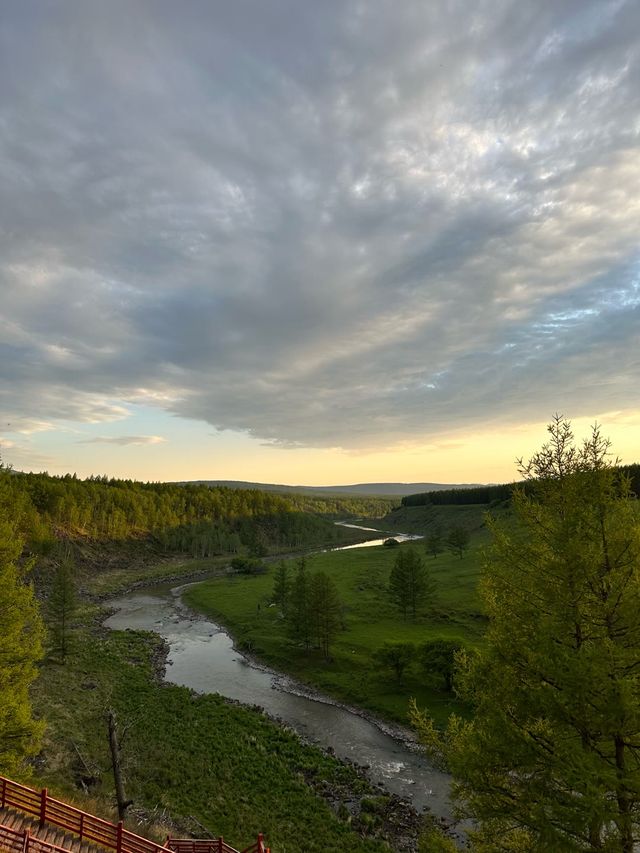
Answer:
xmin=0 ymin=779 xmax=268 ymax=853
xmin=0 ymin=806 xmax=105 ymax=853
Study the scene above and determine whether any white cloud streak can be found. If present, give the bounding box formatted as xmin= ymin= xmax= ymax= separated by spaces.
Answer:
xmin=80 ymin=435 xmax=167 ymax=446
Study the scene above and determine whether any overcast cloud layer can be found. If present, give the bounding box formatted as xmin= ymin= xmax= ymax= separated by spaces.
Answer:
xmin=1 ymin=0 xmax=639 ymax=450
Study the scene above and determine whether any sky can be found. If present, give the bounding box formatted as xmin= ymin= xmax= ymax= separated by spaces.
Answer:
xmin=1 ymin=0 xmax=639 ymax=486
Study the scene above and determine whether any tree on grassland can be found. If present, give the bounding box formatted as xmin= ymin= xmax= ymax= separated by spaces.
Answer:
xmin=287 ymin=558 xmax=312 ymax=649
xmin=388 ymin=547 xmax=435 ymax=619
xmin=373 ymin=642 xmax=415 ymax=682
xmin=419 ymin=639 xmax=463 ymax=693
xmin=271 ymin=560 xmax=290 ymax=614
xmin=411 ymin=417 xmax=640 ymax=852
xmin=424 ymin=528 xmax=444 ymax=559
xmin=446 ymin=525 xmax=469 ymax=559
xmin=48 ymin=549 xmax=77 ymax=661
xmin=308 ymin=571 xmax=343 ymax=659
xmin=0 ymin=465 xmax=45 ymax=771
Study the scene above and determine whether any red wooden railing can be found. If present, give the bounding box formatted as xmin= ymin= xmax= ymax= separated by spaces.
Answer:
xmin=166 ymin=836 xmax=269 ymax=853
xmin=0 ymin=778 xmax=168 ymax=853
xmin=0 ymin=820 xmax=81 ymax=853
xmin=0 ymin=778 xmax=269 ymax=853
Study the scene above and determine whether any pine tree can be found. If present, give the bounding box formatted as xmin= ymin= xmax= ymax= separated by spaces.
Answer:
xmin=287 ymin=558 xmax=312 ymax=649
xmin=446 ymin=525 xmax=469 ymax=559
xmin=425 ymin=528 xmax=444 ymax=558
xmin=412 ymin=417 xmax=640 ymax=851
xmin=309 ymin=571 xmax=343 ymax=659
xmin=271 ymin=560 xmax=290 ymax=614
xmin=389 ymin=547 xmax=435 ymax=619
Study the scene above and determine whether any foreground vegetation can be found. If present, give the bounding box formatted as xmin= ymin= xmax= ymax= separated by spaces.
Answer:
xmin=414 ymin=419 xmax=640 ymax=852
xmin=32 ymin=617 xmax=402 ymax=853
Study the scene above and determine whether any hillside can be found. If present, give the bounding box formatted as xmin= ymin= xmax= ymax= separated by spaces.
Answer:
xmin=178 ymin=479 xmax=484 ymax=497
xmin=1 ymin=469 xmax=387 ymax=595
xmin=373 ymin=502 xmax=499 ymax=538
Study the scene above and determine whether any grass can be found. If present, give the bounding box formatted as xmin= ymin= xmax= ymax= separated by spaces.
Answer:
xmin=73 ymin=523 xmax=381 ymax=598
xmin=361 ymin=501 xmax=504 ymax=538
xmin=183 ymin=522 xmax=497 ymax=728
xmin=82 ymin=554 xmax=232 ymax=597
xmin=31 ymin=615 xmax=395 ymax=853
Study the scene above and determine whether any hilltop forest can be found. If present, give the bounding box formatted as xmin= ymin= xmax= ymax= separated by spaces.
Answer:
xmin=2 ymin=468 xmax=394 ymax=562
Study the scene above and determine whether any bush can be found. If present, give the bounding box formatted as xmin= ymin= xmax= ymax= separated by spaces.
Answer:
xmin=372 ymin=642 xmax=416 ymax=682
xmin=230 ymin=556 xmax=266 ymax=574
xmin=419 ymin=638 xmax=464 ymax=692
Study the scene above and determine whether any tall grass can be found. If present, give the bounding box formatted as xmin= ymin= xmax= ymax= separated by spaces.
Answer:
xmin=33 ymin=623 xmax=390 ymax=853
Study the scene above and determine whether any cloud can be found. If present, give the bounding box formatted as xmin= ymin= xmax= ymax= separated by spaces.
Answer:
xmin=80 ymin=435 xmax=167 ymax=446
xmin=0 ymin=0 xmax=639 ymax=450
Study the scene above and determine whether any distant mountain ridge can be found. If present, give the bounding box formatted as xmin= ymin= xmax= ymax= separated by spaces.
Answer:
xmin=177 ymin=479 xmax=485 ymax=497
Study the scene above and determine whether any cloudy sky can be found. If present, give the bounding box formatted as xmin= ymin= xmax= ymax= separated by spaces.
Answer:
xmin=1 ymin=0 xmax=639 ymax=484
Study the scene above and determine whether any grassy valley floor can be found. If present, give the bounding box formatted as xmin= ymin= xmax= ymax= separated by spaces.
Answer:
xmin=31 ymin=611 xmax=430 ymax=853
xmin=183 ymin=532 xmax=490 ymax=729
xmin=27 ymin=504 xmax=498 ymax=852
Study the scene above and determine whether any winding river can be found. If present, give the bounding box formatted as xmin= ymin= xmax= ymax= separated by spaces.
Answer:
xmin=104 ymin=526 xmax=453 ymax=823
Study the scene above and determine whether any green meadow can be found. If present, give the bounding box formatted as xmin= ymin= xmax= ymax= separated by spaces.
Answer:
xmin=184 ymin=504 xmax=504 ymax=727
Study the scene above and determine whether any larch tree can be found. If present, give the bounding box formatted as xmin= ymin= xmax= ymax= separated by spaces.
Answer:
xmin=0 ymin=466 xmax=45 ymax=772
xmin=308 ymin=571 xmax=343 ymax=659
xmin=412 ymin=417 xmax=640 ymax=852
xmin=425 ymin=528 xmax=444 ymax=559
xmin=287 ymin=557 xmax=312 ymax=649
xmin=48 ymin=550 xmax=77 ymax=662
xmin=446 ymin=525 xmax=470 ymax=559
xmin=389 ymin=547 xmax=435 ymax=619
xmin=271 ymin=560 xmax=290 ymax=615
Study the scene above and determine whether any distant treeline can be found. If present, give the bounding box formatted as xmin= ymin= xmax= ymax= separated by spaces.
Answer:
xmin=402 ymin=482 xmax=515 ymax=506
xmin=285 ymin=492 xmax=394 ymax=518
xmin=1 ymin=469 xmax=392 ymax=558
xmin=402 ymin=463 xmax=640 ymax=507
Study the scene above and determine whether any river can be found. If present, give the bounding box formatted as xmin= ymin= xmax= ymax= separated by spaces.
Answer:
xmin=332 ymin=522 xmax=423 ymax=550
xmin=104 ymin=525 xmax=453 ymax=825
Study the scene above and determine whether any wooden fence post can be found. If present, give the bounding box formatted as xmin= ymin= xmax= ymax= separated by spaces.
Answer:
xmin=1 ymin=778 xmax=6 ymax=809
xmin=39 ymin=789 xmax=47 ymax=828
xmin=116 ymin=820 xmax=124 ymax=853
xmin=23 ymin=828 xmax=30 ymax=853
xmin=79 ymin=813 xmax=84 ymax=840
xmin=257 ymin=834 xmax=264 ymax=853
xmin=217 ymin=838 xmax=223 ymax=853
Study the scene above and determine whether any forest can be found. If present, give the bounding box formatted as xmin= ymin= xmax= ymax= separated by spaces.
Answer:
xmin=1 ymin=468 xmax=394 ymax=560
xmin=401 ymin=462 xmax=640 ymax=507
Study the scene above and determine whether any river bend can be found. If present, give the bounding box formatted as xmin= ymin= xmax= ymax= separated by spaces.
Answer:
xmin=104 ymin=529 xmax=453 ymax=821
